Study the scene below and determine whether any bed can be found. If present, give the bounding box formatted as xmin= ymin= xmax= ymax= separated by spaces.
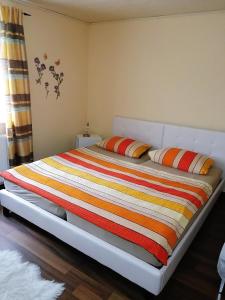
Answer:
xmin=0 ymin=116 xmax=225 ymax=295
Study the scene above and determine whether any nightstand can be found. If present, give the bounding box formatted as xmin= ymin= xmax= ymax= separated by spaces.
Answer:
xmin=74 ymin=134 xmax=102 ymax=148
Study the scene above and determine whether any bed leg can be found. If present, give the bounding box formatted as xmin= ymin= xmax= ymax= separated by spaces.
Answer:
xmin=2 ymin=207 xmax=10 ymax=217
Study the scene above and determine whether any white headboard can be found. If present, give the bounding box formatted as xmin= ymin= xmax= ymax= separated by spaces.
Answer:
xmin=113 ymin=116 xmax=225 ymax=178
xmin=113 ymin=116 xmax=164 ymax=149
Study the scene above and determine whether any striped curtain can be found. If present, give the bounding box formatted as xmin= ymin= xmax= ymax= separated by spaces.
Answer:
xmin=0 ymin=6 xmax=33 ymax=167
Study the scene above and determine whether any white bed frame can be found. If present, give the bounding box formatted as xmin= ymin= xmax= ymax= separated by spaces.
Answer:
xmin=0 ymin=116 xmax=225 ymax=295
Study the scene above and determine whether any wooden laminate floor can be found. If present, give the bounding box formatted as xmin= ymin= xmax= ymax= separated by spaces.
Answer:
xmin=0 ymin=193 xmax=225 ymax=300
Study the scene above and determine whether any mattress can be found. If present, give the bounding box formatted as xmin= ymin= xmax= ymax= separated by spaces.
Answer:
xmin=4 ymin=179 xmax=67 ymax=219
xmin=3 ymin=151 xmax=221 ymax=267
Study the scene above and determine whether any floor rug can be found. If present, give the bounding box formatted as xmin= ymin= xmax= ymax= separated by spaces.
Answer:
xmin=0 ymin=250 xmax=64 ymax=300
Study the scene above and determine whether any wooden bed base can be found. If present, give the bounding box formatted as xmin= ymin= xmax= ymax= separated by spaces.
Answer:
xmin=0 ymin=179 xmax=224 ymax=295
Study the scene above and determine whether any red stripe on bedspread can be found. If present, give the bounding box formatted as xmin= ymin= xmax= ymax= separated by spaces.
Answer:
xmin=59 ymin=153 xmax=202 ymax=208
xmin=1 ymin=171 xmax=169 ymax=265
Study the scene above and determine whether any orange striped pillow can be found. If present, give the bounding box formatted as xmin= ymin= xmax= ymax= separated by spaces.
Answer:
xmin=97 ymin=136 xmax=151 ymax=158
xmin=148 ymin=148 xmax=214 ymax=175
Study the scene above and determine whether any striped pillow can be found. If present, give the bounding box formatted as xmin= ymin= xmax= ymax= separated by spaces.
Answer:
xmin=148 ymin=148 xmax=214 ymax=175
xmin=97 ymin=136 xmax=151 ymax=158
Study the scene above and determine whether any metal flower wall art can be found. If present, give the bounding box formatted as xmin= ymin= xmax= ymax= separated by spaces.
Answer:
xmin=49 ymin=64 xmax=64 ymax=99
xmin=34 ymin=57 xmax=46 ymax=85
xmin=34 ymin=53 xmax=64 ymax=100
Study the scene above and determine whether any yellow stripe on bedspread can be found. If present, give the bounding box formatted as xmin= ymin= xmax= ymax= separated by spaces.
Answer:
xmin=0 ymin=148 xmax=213 ymax=265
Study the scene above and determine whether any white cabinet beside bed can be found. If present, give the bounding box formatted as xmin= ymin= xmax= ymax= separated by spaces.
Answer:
xmin=74 ymin=134 xmax=102 ymax=148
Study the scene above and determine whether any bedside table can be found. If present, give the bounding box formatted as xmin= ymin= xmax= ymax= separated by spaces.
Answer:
xmin=74 ymin=134 xmax=102 ymax=148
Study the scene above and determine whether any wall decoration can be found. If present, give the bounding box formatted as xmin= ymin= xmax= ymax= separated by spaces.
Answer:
xmin=34 ymin=57 xmax=46 ymax=85
xmin=55 ymin=59 xmax=60 ymax=66
xmin=34 ymin=54 xmax=64 ymax=100
xmin=49 ymin=63 xmax=64 ymax=99
xmin=44 ymin=82 xmax=49 ymax=98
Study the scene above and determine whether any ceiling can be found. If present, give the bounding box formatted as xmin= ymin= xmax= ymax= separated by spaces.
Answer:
xmin=21 ymin=0 xmax=225 ymax=22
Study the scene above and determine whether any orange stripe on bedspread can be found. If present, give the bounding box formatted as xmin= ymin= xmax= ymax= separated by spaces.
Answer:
xmin=0 ymin=148 xmax=212 ymax=266
xmin=8 ymin=164 xmax=178 ymax=247
xmin=2 ymin=170 xmax=169 ymax=265
xmin=68 ymin=149 xmax=208 ymax=201
xmin=59 ymin=153 xmax=202 ymax=208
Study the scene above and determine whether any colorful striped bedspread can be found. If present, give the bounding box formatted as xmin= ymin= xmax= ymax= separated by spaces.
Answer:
xmin=1 ymin=148 xmax=213 ymax=265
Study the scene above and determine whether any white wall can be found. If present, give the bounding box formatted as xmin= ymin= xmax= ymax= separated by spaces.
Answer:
xmin=2 ymin=3 xmax=225 ymax=157
xmin=87 ymin=11 xmax=225 ymax=136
